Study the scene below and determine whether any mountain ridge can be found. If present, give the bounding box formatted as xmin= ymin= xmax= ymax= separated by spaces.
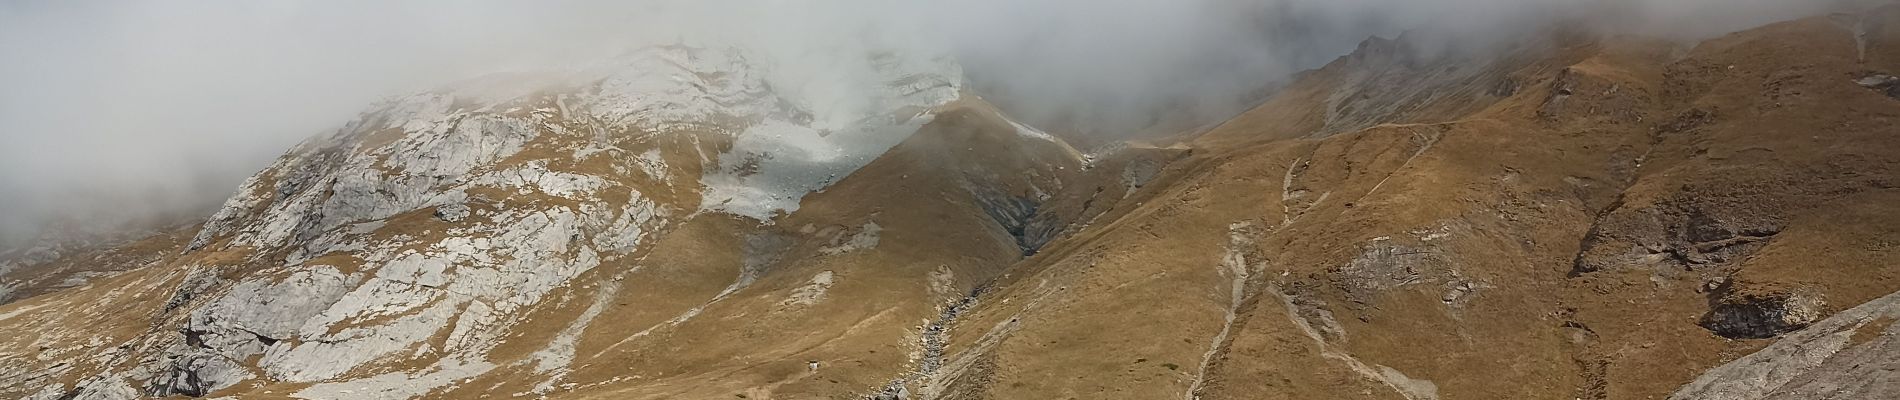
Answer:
xmin=6 ymin=6 xmax=1900 ymax=399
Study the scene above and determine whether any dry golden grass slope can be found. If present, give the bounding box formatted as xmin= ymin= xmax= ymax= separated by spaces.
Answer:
xmin=7 ymin=6 xmax=1900 ymax=400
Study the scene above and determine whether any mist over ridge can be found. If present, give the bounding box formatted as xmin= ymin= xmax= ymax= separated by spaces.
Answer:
xmin=0 ymin=0 xmax=1882 ymax=249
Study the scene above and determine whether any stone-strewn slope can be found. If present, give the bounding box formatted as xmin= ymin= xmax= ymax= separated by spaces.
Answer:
xmin=904 ymin=6 xmax=1900 ymax=400
xmin=0 ymin=43 xmax=981 ymax=399
xmin=7 ymin=6 xmax=1900 ymax=400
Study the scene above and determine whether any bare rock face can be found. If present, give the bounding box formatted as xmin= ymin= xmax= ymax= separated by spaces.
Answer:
xmin=1857 ymin=73 xmax=1900 ymax=98
xmin=148 ymin=352 xmax=252 ymax=397
xmin=9 ymin=6 xmax=1900 ymax=400
xmin=165 ymin=46 xmax=952 ymax=396
xmin=1672 ymin=289 xmax=1900 ymax=400
xmin=0 ymin=42 xmax=966 ymax=400
xmin=1571 ymin=188 xmax=1788 ymax=276
xmin=1700 ymin=284 xmax=1826 ymax=339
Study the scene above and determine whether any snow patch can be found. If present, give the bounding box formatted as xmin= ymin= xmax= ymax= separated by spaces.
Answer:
xmin=693 ymin=50 xmax=962 ymax=220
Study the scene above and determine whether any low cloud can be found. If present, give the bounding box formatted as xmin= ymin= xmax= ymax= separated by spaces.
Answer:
xmin=0 ymin=0 xmax=1881 ymax=248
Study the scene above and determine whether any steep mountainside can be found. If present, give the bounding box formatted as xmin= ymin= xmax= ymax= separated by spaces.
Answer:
xmin=6 ymin=6 xmax=1900 ymax=400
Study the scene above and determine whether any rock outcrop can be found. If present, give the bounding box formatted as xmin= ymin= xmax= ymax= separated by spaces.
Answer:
xmin=6 ymin=6 xmax=1900 ymax=400
xmin=1672 ymin=289 xmax=1900 ymax=399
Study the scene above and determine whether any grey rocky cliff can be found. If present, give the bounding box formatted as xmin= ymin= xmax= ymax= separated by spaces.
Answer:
xmin=10 ymin=43 xmax=960 ymax=400
xmin=1672 ymin=289 xmax=1900 ymax=400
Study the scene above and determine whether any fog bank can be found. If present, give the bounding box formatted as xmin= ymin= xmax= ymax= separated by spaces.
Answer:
xmin=0 ymin=0 xmax=1882 ymax=249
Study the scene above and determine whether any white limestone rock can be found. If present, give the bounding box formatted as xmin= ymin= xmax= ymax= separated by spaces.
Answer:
xmin=1671 ymin=289 xmax=1900 ymax=400
xmin=135 ymin=40 xmax=965 ymax=399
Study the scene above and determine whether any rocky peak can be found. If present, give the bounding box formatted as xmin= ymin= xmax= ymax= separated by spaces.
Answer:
xmin=10 ymin=5 xmax=1900 ymax=400
xmin=2 ymin=41 xmax=977 ymax=399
